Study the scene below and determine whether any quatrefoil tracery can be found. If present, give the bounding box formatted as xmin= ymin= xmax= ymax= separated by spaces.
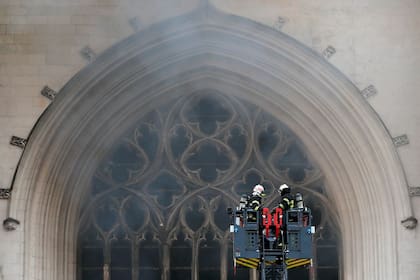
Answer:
xmin=79 ymin=91 xmax=339 ymax=280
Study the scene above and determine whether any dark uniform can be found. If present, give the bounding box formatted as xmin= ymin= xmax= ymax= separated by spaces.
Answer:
xmin=248 ymin=193 xmax=263 ymax=210
xmin=244 ymin=184 xmax=265 ymax=222
xmin=278 ymin=191 xmax=295 ymax=210
xmin=277 ymin=185 xmax=295 ymax=247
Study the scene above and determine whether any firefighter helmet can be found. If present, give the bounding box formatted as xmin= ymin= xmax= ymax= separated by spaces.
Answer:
xmin=278 ymin=184 xmax=290 ymax=194
xmin=252 ymin=184 xmax=265 ymax=195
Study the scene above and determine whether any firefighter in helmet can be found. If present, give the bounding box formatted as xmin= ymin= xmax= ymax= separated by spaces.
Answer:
xmin=248 ymin=184 xmax=265 ymax=210
xmin=277 ymin=183 xmax=295 ymax=248
xmin=278 ymin=184 xmax=295 ymax=210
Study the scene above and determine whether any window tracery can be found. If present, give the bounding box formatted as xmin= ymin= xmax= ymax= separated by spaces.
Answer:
xmin=78 ymin=90 xmax=340 ymax=280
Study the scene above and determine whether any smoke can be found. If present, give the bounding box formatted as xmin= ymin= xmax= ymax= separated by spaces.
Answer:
xmin=11 ymin=1 xmax=341 ymax=279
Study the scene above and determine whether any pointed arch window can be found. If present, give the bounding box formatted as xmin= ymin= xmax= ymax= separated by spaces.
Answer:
xmin=78 ymin=91 xmax=340 ymax=280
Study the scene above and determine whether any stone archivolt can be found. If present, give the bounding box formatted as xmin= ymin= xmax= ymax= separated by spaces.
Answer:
xmin=7 ymin=5 xmax=412 ymax=280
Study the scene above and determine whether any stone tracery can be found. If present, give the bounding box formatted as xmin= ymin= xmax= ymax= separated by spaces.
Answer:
xmin=78 ymin=92 xmax=339 ymax=280
xmin=7 ymin=7 xmax=411 ymax=280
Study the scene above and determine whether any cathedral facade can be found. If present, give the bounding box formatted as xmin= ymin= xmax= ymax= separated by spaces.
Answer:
xmin=0 ymin=1 xmax=419 ymax=279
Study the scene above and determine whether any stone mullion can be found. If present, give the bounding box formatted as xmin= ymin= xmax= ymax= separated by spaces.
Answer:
xmin=104 ymin=237 xmax=111 ymax=280
xmin=191 ymin=233 xmax=199 ymax=280
xmin=220 ymin=237 xmax=228 ymax=280
xmin=132 ymin=237 xmax=139 ymax=280
xmin=162 ymin=243 xmax=170 ymax=280
xmin=310 ymin=239 xmax=317 ymax=280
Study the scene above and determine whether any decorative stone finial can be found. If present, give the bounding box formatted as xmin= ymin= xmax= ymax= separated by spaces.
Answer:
xmin=3 ymin=217 xmax=20 ymax=231
xmin=401 ymin=216 xmax=417 ymax=230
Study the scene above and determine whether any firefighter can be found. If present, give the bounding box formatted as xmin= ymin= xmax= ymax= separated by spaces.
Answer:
xmin=244 ymin=184 xmax=265 ymax=222
xmin=248 ymin=184 xmax=265 ymax=210
xmin=277 ymin=183 xmax=295 ymax=249
xmin=278 ymin=184 xmax=295 ymax=210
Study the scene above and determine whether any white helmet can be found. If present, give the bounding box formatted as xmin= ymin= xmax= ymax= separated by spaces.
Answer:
xmin=279 ymin=184 xmax=289 ymax=193
xmin=252 ymin=184 xmax=265 ymax=195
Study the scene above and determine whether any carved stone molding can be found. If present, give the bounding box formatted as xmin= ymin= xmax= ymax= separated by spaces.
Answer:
xmin=401 ymin=216 xmax=417 ymax=230
xmin=361 ymin=85 xmax=378 ymax=99
xmin=0 ymin=189 xmax=11 ymax=199
xmin=408 ymin=187 xmax=420 ymax=196
xmin=322 ymin=45 xmax=336 ymax=59
xmin=10 ymin=136 xmax=27 ymax=148
xmin=3 ymin=217 xmax=20 ymax=231
xmin=80 ymin=46 xmax=96 ymax=62
xmin=41 ymin=86 xmax=57 ymax=101
xmin=392 ymin=134 xmax=409 ymax=147
xmin=272 ymin=16 xmax=287 ymax=31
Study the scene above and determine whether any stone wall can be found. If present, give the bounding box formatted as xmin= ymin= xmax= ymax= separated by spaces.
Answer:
xmin=0 ymin=0 xmax=419 ymax=279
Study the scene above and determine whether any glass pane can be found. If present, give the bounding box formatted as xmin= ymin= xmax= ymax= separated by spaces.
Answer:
xmin=288 ymin=267 xmax=310 ymax=279
xmin=111 ymin=247 xmax=131 ymax=267
xmin=199 ymin=270 xmax=220 ymax=280
xmin=317 ymin=247 xmax=339 ymax=266
xmin=317 ymin=268 xmax=339 ymax=280
xmin=138 ymin=269 xmax=161 ymax=280
xmin=139 ymin=247 xmax=160 ymax=268
xmin=170 ymin=247 xmax=192 ymax=267
xmin=199 ymin=233 xmax=220 ymax=267
xmin=111 ymin=268 xmax=131 ymax=279
xmin=81 ymin=269 xmax=102 ymax=280
xmin=170 ymin=269 xmax=191 ymax=280
xmin=227 ymin=268 xmax=250 ymax=280
xmin=81 ymin=248 xmax=103 ymax=267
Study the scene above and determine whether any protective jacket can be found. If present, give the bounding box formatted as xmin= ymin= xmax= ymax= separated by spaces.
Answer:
xmin=278 ymin=191 xmax=295 ymax=210
xmin=248 ymin=193 xmax=263 ymax=210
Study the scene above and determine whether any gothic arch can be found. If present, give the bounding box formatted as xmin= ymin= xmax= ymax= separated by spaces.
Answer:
xmin=76 ymin=91 xmax=339 ymax=280
xmin=8 ymin=5 xmax=412 ymax=280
